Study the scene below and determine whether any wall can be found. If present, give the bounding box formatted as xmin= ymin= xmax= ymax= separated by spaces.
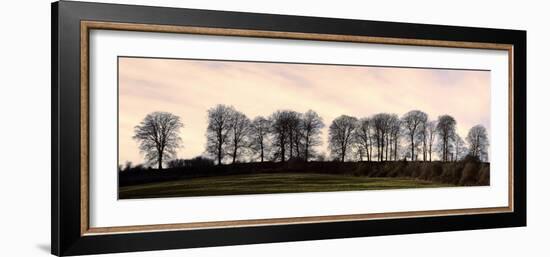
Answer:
xmin=0 ymin=0 xmax=547 ymax=256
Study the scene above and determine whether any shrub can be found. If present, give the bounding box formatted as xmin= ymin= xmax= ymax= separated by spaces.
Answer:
xmin=459 ymin=162 xmax=480 ymax=186
xmin=120 ymin=160 xmax=490 ymax=187
xmin=439 ymin=162 xmax=463 ymax=184
xmin=185 ymin=156 xmax=215 ymax=167
xmin=167 ymin=159 xmax=186 ymax=168
xmin=477 ymin=164 xmax=490 ymax=185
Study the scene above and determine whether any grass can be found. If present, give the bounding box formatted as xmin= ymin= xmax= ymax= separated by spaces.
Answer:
xmin=119 ymin=172 xmax=454 ymax=199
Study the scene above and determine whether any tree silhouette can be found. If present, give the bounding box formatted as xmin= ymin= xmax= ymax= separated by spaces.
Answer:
xmin=301 ymin=110 xmax=325 ymax=162
xmin=206 ymin=104 xmax=235 ymax=165
xmin=133 ymin=112 xmax=183 ymax=170
xmin=227 ymin=110 xmax=251 ymax=164
xmin=425 ymin=121 xmax=437 ymax=161
xmin=402 ymin=110 xmax=428 ymax=161
xmin=419 ymin=120 xmax=429 ymax=161
xmin=466 ymin=125 xmax=489 ymax=161
xmin=286 ymin=111 xmax=302 ymax=160
xmin=249 ymin=116 xmax=271 ymax=162
xmin=388 ymin=114 xmax=401 ymax=161
xmin=329 ymin=115 xmax=358 ymax=162
xmin=269 ymin=110 xmax=294 ymax=162
xmin=452 ymin=132 xmax=467 ymax=161
xmin=372 ymin=113 xmax=392 ymax=161
xmin=436 ymin=115 xmax=457 ymax=161
xmin=355 ymin=117 xmax=374 ymax=161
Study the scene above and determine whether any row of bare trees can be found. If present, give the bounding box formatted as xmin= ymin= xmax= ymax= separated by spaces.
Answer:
xmin=132 ymin=107 xmax=489 ymax=169
xmin=205 ymin=105 xmax=325 ymax=164
xmin=328 ymin=111 xmax=488 ymax=163
xmin=203 ymin=105 xmax=489 ymax=165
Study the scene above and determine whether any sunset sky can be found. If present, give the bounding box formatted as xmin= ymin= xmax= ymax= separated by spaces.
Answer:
xmin=118 ymin=57 xmax=490 ymax=165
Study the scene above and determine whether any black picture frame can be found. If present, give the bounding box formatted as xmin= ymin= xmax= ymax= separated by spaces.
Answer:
xmin=51 ymin=1 xmax=526 ymax=256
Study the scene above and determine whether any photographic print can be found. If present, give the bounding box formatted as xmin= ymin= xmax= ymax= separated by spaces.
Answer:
xmin=53 ymin=4 xmax=525 ymax=254
xmin=118 ymin=57 xmax=491 ymax=199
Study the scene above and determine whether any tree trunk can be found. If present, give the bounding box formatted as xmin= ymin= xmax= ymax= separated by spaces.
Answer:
xmin=158 ymin=152 xmax=163 ymax=170
xmin=294 ymin=135 xmax=300 ymax=158
xmin=280 ymin=136 xmax=285 ymax=162
xmin=394 ymin=135 xmax=398 ymax=161
xmin=305 ymin=141 xmax=309 ymax=162
xmin=217 ymin=145 xmax=222 ymax=165
xmin=380 ymin=134 xmax=384 ymax=161
xmin=378 ymin=136 xmax=382 ymax=161
xmin=260 ymin=142 xmax=264 ymax=162
xmin=410 ymin=134 xmax=415 ymax=162
xmin=376 ymin=136 xmax=380 ymax=161
xmin=365 ymin=141 xmax=370 ymax=161
xmin=443 ymin=138 xmax=447 ymax=161
xmin=385 ymin=135 xmax=389 ymax=161
xmin=443 ymin=138 xmax=447 ymax=162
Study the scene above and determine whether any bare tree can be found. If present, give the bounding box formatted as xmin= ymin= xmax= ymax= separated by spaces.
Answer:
xmin=372 ymin=113 xmax=392 ymax=161
xmin=452 ymin=133 xmax=467 ymax=161
xmin=402 ymin=110 xmax=428 ymax=161
xmin=354 ymin=118 xmax=374 ymax=161
xmin=206 ymin=105 xmax=234 ymax=165
xmin=286 ymin=111 xmax=302 ymax=160
xmin=388 ymin=114 xmax=401 ymax=161
xmin=301 ymin=110 xmax=325 ymax=162
xmin=329 ymin=115 xmax=358 ymax=162
xmin=249 ymin=116 xmax=271 ymax=162
xmin=269 ymin=110 xmax=294 ymax=162
xmin=133 ymin=112 xmax=183 ymax=170
xmin=466 ymin=125 xmax=489 ymax=162
xmin=418 ymin=120 xmax=429 ymax=162
xmin=425 ymin=121 xmax=437 ymax=161
xmin=227 ymin=110 xmax=251 ymax=164
xmin=436 ymin=115 xmax=457 ymax=161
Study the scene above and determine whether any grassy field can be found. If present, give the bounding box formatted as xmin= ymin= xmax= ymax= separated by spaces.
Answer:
xmin=119 ymin=173 xmax=454 ymax=199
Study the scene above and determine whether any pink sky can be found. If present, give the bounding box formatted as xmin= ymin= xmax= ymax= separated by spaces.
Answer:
xmin=118 ymin=57 xmax=490 ymax=165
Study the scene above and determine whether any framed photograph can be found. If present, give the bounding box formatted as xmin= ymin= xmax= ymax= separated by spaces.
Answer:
xmin=52 ymin=1 xmax=526 ymax=256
